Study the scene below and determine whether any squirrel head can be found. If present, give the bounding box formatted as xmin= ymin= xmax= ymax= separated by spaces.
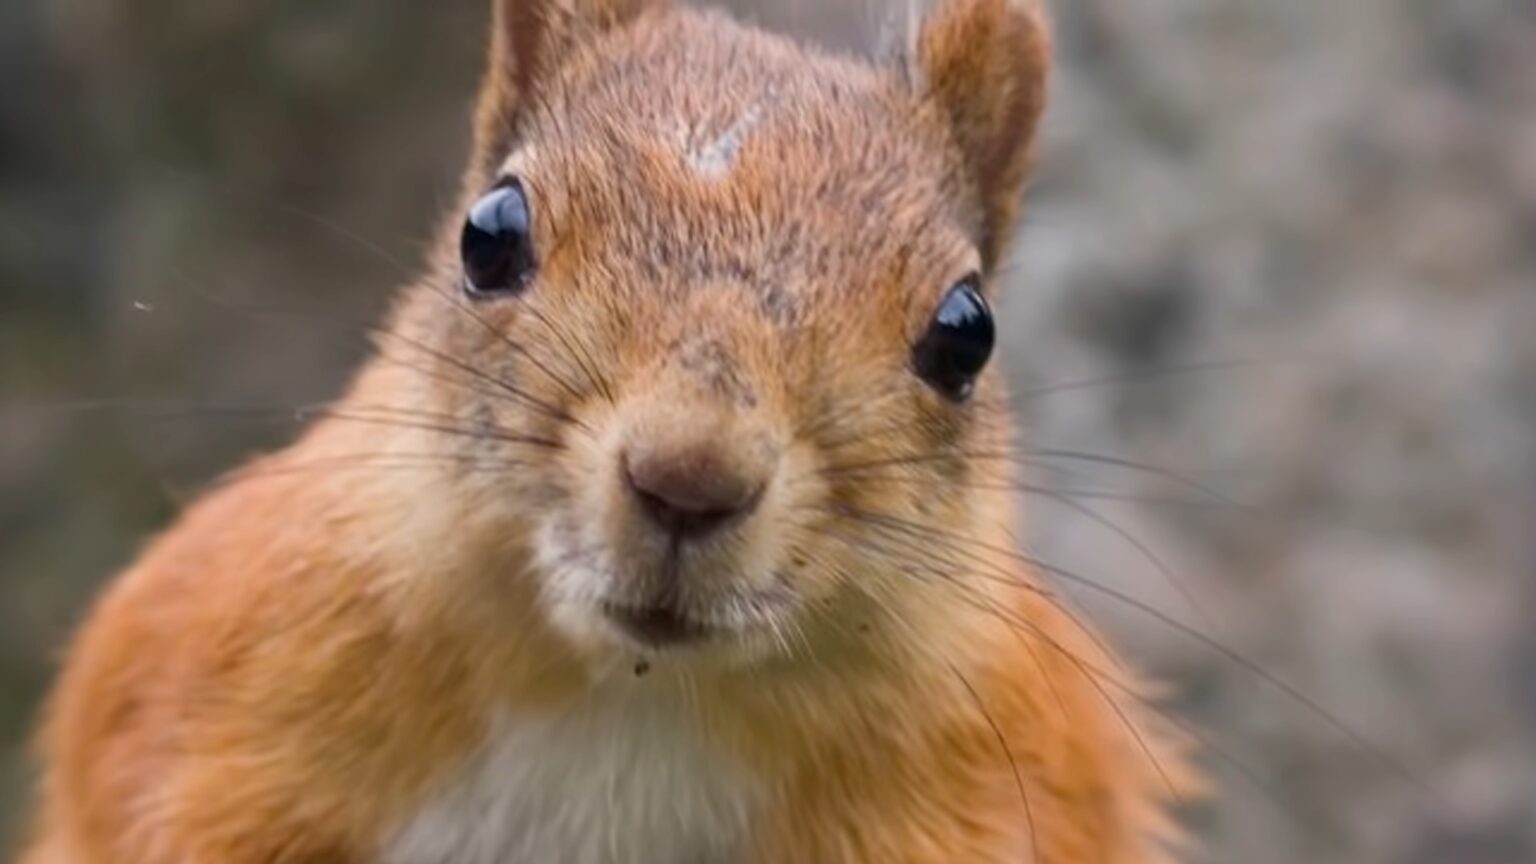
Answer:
xmin=400 ymin=0 xmax=1050 ymax=666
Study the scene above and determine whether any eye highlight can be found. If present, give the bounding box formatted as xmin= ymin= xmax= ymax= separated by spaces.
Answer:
xmin=461 ymin=178 xmax=536 ymax=297
xmin=911 ymin=274 xmax=994 ymax=401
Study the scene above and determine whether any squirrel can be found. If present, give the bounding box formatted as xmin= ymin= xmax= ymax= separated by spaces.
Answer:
xmin=22 ymin=1 xmax=1195 ymax=862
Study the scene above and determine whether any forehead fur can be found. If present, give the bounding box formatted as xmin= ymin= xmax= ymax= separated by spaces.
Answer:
xmin=486 ymin=7 xmax=980 ymax=320
xmin=515 ymin=9 xmax=957 ymax=180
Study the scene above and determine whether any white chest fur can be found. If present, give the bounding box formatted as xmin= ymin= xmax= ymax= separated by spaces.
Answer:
xmin=383 ymin=685 xmax=758 ymax=864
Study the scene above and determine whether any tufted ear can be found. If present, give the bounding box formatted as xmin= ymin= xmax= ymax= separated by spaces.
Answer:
xmin=473 ymin=0 xmax=661 ymax=173
xmin=915 ymin=0 xmax=1051 ymax=271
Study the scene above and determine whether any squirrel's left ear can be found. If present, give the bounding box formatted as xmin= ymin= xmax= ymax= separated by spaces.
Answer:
xmin=474 ymin=0 xmax=661 ymax=173
xmin=913 ymin=0 xmax=1051 ymax=271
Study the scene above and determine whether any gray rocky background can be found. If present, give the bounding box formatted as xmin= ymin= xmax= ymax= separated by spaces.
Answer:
xmin=2 ymin=1 xmax=1533 ymax=861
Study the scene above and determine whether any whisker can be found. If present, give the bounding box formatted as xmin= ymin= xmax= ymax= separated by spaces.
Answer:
xmin=810 ymin=458 xmax=1223 ymax=629
xmin=156 ymin=172 xmax=593 ymax=405
xmin=949 ymin=660 xmax=1039 ymax=862
xmin=159 ymin=168 xmax=422 ymax=279
xmin=433 ymin=288 xmax=593 ymax=407
xmin=520 ymin=303 xmax=617 ymax=406
xmin=288 ymin=409 xmax=563 ymax=450
xmin=816 ymin=505 xmax=1129 ymax=672
xmin=801 ymin=522 xmax=1334 ymax=827
xmin=1013 ymin=359 xmax=1265 ymax=401
xmin=794 ymin=465 xmax=1232 ymax=511
xmin=827 ymin=504 xmax=1423 ymax=793
xmin=793 ymin=548 xmax=1041 ymax=856
xmin=1025 ymin=486 xmax=1220 ymax=633
xmin=800 ymin=521 xmax=1180 ymax=803
xmin=167 ymin=269 xmax=586 ymax=431
xmin=201 ymin=454 xmax=543 ymax=490
xmin=1024 ymin=448 xmax=1250 ymax=511
xmin=819 ymin=447 xmax=1239 ymax=500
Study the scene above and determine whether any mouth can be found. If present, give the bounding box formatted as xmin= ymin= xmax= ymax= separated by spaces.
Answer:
xmin=600 ymin=601 xmax=716 ymax=648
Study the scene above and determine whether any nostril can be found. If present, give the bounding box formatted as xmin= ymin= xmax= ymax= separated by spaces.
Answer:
xmin=623 ymin=452 xmax=764 ymax=540
xmin=631 ymin=489 xmax=740 ymax=538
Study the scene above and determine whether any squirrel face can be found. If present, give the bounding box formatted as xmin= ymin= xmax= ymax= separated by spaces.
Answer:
xmin=410 ymin=0 xmax=1050 ymax=666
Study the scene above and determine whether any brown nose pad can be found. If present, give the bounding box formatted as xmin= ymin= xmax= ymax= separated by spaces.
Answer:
xmin=624 ymin=448 xmax=766 ymax=541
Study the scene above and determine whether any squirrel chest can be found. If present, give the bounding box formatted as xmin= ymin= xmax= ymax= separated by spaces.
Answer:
xmin=383 ymin=686 xmax=755 ymax=864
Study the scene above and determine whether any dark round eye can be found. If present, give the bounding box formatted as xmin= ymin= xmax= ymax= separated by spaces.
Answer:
xmin=461 ymin=178 xmax=536 ymax=297
xmin=911 ymin=274 xmax=994 ymax=401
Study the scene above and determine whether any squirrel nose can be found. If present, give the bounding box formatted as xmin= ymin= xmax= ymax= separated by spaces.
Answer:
xmin=624 ymin=447 xmax=766 ymax=541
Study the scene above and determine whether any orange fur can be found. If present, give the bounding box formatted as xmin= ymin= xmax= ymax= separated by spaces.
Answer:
xmin=23 ymin=1 xmax=1195 ymax=862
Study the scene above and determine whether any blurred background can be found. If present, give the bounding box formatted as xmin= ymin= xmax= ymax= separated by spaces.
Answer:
xmin=2 ymin=0 xmax=1533 ymax=861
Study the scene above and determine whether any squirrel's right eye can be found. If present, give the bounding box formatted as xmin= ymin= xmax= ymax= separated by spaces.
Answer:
xmin=461 ymin=178 xmax=536 ymax=298
xmin=911 ymin=274 xmax=994 ymax=401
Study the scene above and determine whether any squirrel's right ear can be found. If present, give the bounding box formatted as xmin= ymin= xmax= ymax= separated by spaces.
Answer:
xmin=473 ymin=0 xmax=660 ymax=171
xmin=911 ymin=0 xmax=1051 ymax=271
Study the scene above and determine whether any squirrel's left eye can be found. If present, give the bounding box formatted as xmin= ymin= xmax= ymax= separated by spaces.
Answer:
xmin=461 ymin=178 xmax=536 ymax=298
xmin=911 ymin=273 xmax=994 ymax=401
